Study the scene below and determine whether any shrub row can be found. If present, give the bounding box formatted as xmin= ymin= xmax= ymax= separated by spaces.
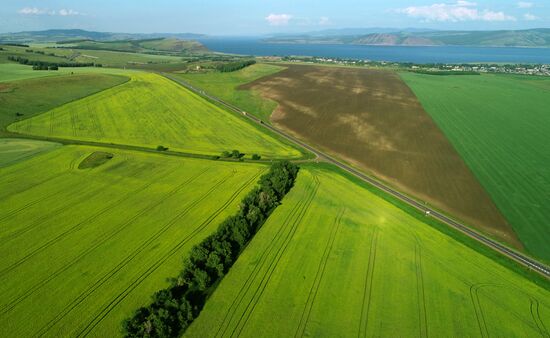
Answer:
xmin=123 ymin=161 xmax=299 ymax=337
xmin=215 ymin=59 xmax=256 ymax=72
xmin=7 ymin=55 xmax=101 ymax=68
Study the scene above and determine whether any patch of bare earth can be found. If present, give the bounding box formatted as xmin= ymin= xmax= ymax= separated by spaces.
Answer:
xmin=242 ymin=65 xmax=521 ymax=248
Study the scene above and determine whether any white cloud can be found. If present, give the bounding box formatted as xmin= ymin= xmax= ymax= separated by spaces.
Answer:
xmin=397 ymin=1 xmax=516 ymax=22
xmin=319 ymin=16 xmax=330 ymax=26
xmin=58 ymin=9 xmax=80 ymax=16
xmin=18 ymin=7 xmax=82 ymax=16
xmin=18 ymin=7 xmax=49 ymax=15
xmin=517 ymin=2 xmax=534 ymax=9
xmin=524 ymin=13 xmax=539 ymax=20
xmin=265 ymin=13 xmax=292 ymax=26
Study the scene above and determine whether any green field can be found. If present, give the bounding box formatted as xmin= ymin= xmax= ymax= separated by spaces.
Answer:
xmin=0 ymin=64 xmax=64 ymax=82
xmin=176 ymin=63 xmax=284 ymax=121
xmin=0 ymin=138 xmax=60 ymax=167
xmin=8 ymin=72 xmax=302 ymax=159
xmin=0 ymin=144 xmax=267 ymax=337
xmin=186 ymin=165 xmax=550 ymax=337
xmin=400 ymin=73 xmax=550 ymax=262
xmin=0 ymin=71 xmax=128 ymax=134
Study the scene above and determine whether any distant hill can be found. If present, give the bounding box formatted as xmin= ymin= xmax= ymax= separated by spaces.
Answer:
xmin=265 ymin=28 xmax=550 ymax=48
xmin=0 ymin=29 xmax=206 ymax=44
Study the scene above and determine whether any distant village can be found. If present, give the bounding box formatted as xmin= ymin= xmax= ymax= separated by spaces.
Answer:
xmin=267 ymin=56 xmax=550 ymax=77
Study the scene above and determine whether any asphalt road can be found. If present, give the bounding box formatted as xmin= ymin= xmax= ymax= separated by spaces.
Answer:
xmin=163 ymin=72 xmax=550 ymax=279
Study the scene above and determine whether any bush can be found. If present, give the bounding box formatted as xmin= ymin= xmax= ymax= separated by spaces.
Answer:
xmin=156 ymin=145 xmax=169 ymax=151
xmin=251 ymin=154 xmax=261 ymax=160
xmin=122 ymin=161 xmax=299 ymax=337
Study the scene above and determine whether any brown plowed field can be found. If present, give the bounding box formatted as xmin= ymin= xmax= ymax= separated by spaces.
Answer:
xmin=242 ymin=65 xmax=521 ymax=248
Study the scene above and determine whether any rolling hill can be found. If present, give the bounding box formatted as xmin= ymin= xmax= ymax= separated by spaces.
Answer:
xmin=265 ymin=28 xmax=550 ymax=48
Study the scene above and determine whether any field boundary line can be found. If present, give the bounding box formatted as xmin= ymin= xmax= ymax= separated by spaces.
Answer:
xmin=294 ymin=208 xmax=345 ymax=338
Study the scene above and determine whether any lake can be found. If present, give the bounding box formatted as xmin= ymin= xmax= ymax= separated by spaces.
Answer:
xmin=199 ymin=38 xmax=550 ymax=64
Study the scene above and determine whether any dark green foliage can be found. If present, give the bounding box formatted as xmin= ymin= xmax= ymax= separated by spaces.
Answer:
xmin=156 ymin=145 xmax=169 ymax=151
xmin=215 ymin=60 xmax=256 ymax=73
xmin=8 ymin=55 xmax=95 ymax=68
xmin=221 ymin=150 xmax=245 ymax=159
xmin=122 ymin=161 xmax=299 ymax=337
xmin=251 ymin=154 xmax=261 ymax=160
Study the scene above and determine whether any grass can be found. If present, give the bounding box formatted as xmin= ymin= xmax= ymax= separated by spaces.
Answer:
xmin=400 ymin=72 xmax=550 ymax=262
xmin=0 ymin=71 xmax=128 ymax=135
xmin=0 ymin=64 xmax=62 ymax=82
xmin=176 ymin=63 xmax=285 ymax=122
xmin=244 ymin=64 xmax=517 ymax=247
xmin=0 ymin=138 xmax=60 ymax=167
xmin=0 ymin=144 xmax=267 ymax=337
xmin=185 ymin=165 xmax=550 ymax=337
xmin=8 ymin=72 xmax=302 ymax=159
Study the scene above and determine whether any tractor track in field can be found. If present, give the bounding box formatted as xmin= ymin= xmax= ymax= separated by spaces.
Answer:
xmin=470 ymin=283 xmax=490 ymax=338
xmin=358 ymin=227 xmax=379 ymax=338
xmin=34 ymin=169 xmax=237 ymax=337
xmin=0 ymin=167 xmax=211 ymax=317
xmin=0 ymin=166 xmax=160 ymax=278
xmin=294 ymin=208 xmax=345 ymax=338
xmin=530 ymin=298 xmax=549 ymax=337
xmin=214 ymin=175 xmax=319 ymax=338
xmin=0 ymin=180 xmax=112 ymax=244
xmin=73 ymin=169 xmax=264 ymax=338
xmin=0 ymin=180 xmax=69 ymax=223
xmin=0 ymin=160 xmax=153 ymax=244
xmin=70 ymin=111 xmax=78 ymax=137
xmin=227 ymin=175 xmax=320 ymax=338
xmin=414 ymin=236 xmax=429 ymax=338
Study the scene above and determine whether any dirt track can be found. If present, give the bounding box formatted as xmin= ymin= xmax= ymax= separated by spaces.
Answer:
xmin=242 ymin=65 xmax=521 ymax=248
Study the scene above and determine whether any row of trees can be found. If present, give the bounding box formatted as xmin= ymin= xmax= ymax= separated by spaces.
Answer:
xmin=123 ymin=161 xmax=299 ymax=337
xmin=215 ymin=60 xmax=256 ymax=72
xmin=7 ymin=55 xmax=101 ymax=68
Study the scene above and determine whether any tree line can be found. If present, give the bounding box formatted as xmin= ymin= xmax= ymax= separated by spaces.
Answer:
xmin=215 ymin=59 xmax=256 ymax=72
xmin=123 ymin=161 xmax=299 ymax=337
xmin=7 ymin=55 xmax=101 ymax=69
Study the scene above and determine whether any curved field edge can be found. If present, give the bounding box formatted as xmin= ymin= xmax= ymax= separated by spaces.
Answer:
xmin=399 ymin=72 xmax=550 ymax=262
xmin=7 ymin=72 xmax=303 ymax=159
xmin=0 ymin=145 xmax=269 ymax=337
xmin=0 ymin=138 xmax=61 ymax=167
xmin=0 ymin=71 xmax=130 ymax=136
xmin=174 ymin=63 xmax=285 ymax=123
xmin=185 ymin=164 xmax=550 ymax=337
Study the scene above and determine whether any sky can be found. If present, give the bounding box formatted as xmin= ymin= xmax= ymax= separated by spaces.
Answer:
xmin=1 ymin=0 xmax=548 ymax=35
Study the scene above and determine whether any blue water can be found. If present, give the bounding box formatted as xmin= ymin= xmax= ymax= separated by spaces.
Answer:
xmin=200 ymin=38 xmax=550 ymax=64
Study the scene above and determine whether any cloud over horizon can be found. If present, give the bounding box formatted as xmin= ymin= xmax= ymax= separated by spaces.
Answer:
xmin=265 ymin=13 xmax=292 ymax=26
xmin=397 ymin=1 xmax=516 ymax=22
xmin=18 ymin=7 xmax=83 ymax=16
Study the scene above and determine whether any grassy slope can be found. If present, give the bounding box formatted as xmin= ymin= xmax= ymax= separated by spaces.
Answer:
xmin=0 ymin=145 xmax=266 ymax=337
xmin=0 ymin=64 xmax=62 ymax=82
xmin=8 ymin=72 xmax=301 ymax=159
xmin=186 ymin=165 xmax=550 ymax=337
xmin=0 ymin=71 xmax=128 ymax=135
xmin=400 ymin=72 xmax=550 ymax=262
xmin=176 ymin=63 xmax=285 ymax=122
xmin=0 ymin=138 xmax=60 ymax=167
